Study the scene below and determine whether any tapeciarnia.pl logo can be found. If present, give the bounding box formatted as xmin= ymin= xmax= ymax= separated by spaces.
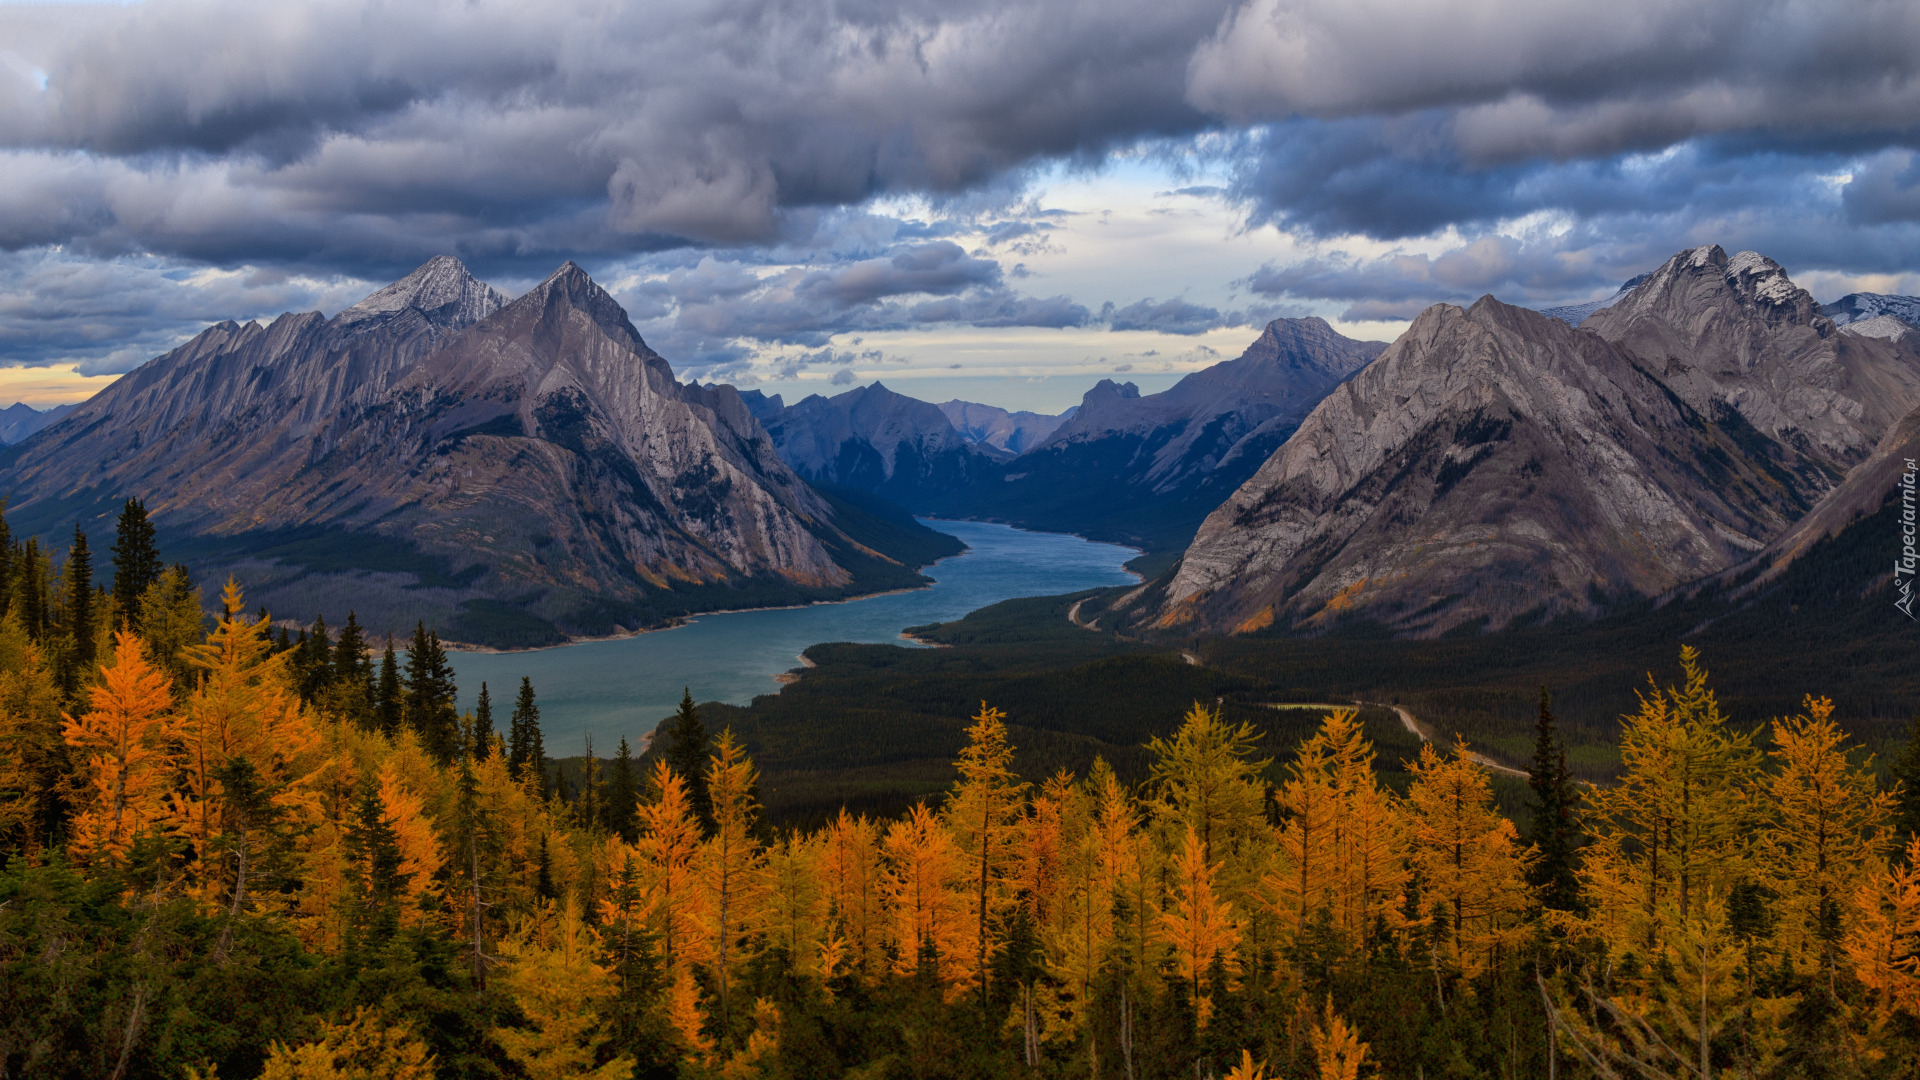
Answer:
xmin=1899 ymin=458 xmax=1918 ymax=619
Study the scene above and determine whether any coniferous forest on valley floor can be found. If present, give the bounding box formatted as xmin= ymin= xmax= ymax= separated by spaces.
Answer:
xmin=6 ymin=498 xmax=1920 ymax=1080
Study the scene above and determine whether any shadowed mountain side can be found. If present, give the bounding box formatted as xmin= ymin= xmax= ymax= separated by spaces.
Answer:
xmin=941 ymin=317 xmax=1386 ymax=551
xmin=0 ymin=258 xmax=962 ymax=647
xmin=754 ymin=382 xmax=1006 ymax=510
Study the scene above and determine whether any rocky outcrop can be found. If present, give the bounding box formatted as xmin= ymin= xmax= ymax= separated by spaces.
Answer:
xmin=1821 ymin=292 xmax=1920 ymax=328
xmin=0 ymin=259 xmax=956 ymax=646
xmin=1582 ymin=246 xmax=1920 ymax=473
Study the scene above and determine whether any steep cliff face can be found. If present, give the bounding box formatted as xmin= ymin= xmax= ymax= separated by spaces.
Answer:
xmin=956 ymin=317 xmax=1386 ymax=549
xmin=1139 ymin=297 xmax=1826 ymax=637
xmin=0 ymin=259 xmax=955 ymax=646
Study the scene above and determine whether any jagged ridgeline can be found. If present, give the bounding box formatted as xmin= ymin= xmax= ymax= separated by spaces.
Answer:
xmin=0 ymin=258 xmax=961 ymax=648
xmin=6 ymin=596 xmax=1920 ymax=1076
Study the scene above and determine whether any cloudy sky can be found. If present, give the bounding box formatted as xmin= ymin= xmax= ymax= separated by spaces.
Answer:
xmin=2 ymin=0 xmax=1919 ymax=412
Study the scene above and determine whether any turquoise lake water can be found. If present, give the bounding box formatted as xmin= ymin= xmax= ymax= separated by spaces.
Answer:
xmin=445 ymin=520 xmax=1138 ymax=755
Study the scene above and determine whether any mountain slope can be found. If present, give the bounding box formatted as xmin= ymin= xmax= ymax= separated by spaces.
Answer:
xmin=1134 ymin=296 xmax=1824 ymax=637
xmin=0 ymin=259 xmax=958 ymax=646
xmin=952 ymin=317 xmax=1386 ymax=550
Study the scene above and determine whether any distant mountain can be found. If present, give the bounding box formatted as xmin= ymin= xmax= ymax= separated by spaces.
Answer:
xmin=1821 ymin=291 xmax=1920 ymax=328
xmin=1842 ymin=315 xmax=1915 ymax=342
xmin=750 ymin=382 xmax=1004 ymax=508
xmin=0 ymin=402 xmax=75 ymax=445
xmin=950 ymin=317 xmax=1386 ymax=551
xmin=937 ymin=400 xmax=1071 ymax=455
xmin=1129 ymin=247 xmax=1920 ymax=637
xmin=0 ymin=259 xmax=958 ymax=646
xmin=1538 ymin=272 xmax=1650 ymax=325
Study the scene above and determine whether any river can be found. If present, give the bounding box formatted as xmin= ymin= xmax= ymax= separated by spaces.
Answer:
xmin=446 ymin=520 xmax=1139 ymax=755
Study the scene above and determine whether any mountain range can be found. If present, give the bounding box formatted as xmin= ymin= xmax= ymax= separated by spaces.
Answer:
xmin=0 ymin=258 xmax=958 ymax=647
xmin=1115 ymin=246 xmax=1920 ymax=637
xmin=0 ymin=402 xmax=74 ymax=445
xmin=8 ymin=244 xmax=1919 ymax=651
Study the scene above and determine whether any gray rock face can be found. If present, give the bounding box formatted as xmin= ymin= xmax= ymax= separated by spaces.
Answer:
xmin=1582 ymin=245 xmax=1920 ymax=472
xmin=0 ymin=258 xmax=935 ymax=644
xmin=937 ymin=399 xmax=1068 ymax=455
xmin=1538 ymin=272 xmax=1650 ymax=326
xmin=1146 ymin=295 xmax=1850 ymax=637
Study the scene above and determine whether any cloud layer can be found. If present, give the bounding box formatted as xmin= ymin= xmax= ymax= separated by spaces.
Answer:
xmin=1 ymin=0 xmax=1919 ymax=381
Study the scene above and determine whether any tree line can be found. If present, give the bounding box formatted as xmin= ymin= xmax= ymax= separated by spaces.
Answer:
xmin=2 ymin=505 xmax=1920 ymax=1077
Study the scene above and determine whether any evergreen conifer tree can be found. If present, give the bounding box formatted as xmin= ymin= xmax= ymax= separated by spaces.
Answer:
xmin=333 ymin=611 xmax=370 ymax=685
xmin=604 ymin=737 xmax=638 ymax=841
xmin=403 ymin=622 xmax=459 ymax=761
xmin=376 ymin=636 xmax=403 ymax=736
xmin=662 ymin=688 xmax=712 ymax=831
xmin=66 ymin=526 xmax=95 ymax=671
xmin=1526 ymin=688 xmax=1585 ymax=911
xmin=109 ymin=498 xmax=161 ymax=630
xmin=343 ymin=781 xmax=406 ymax=954
xmin=508 ymin=676 xmax=546 ymax=795
xmin=473 ymin=681 xmax=494 ymax=760
xmin=298 ymin=613 xmax=331 ymax=702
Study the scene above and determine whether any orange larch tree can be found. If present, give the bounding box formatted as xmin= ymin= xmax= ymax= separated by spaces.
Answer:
xmin=1403 ymin=739 xmax=1533 ymax=976
xmin=1161 ymin=823 xmax=1242 ymax=1025
xmin=62 ymin=630 xmax=175 ymax=867
xmin=943 ymin=703 xmax=1028 ymax=1002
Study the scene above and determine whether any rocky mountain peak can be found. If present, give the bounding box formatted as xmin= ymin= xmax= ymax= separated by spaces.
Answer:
xmin=334 ymin=255 xmax=507 ymax=331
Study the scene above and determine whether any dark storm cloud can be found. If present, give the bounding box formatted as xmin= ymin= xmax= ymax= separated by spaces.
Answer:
xmin=3 ymin=0 xmax=1920 ymax=371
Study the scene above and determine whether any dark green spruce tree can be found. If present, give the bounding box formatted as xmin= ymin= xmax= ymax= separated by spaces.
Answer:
xmin=110 ymin=497 xmax=162 ymax=631
xmin=604 ymin=736 xmax=639 ymax=842
xmin=1891 ymin=715 xmax=1920 ymax=858
xmin=376 ymin=635 xmax=404 ymax=737
xmin=297 ymin=613 xmax=332 ymax=702
xmin=508 ymin=676 xmax=546 ymax=796
xmin=404 ymin=622 xmax=459 ymax=761
xmin=472 ymin=681 xmax=494 ymax=760
xmin=662 ymin=688 xmax=713 ymax=831
xmin=1526 ymin=687 xmax=1585 ymax=912
xmin=342 ymin=780 xmax=406 ymax=956
xmin=67 ymin=526 xmax=96 ymax=672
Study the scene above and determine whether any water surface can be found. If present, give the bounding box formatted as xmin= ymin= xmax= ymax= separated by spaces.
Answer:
xmin=447 ymin=520 xmax=1137 ymax=754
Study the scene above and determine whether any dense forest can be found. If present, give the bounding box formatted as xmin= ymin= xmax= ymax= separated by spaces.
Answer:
xmin=5 ymin=503 xmax=1920 ymax=1078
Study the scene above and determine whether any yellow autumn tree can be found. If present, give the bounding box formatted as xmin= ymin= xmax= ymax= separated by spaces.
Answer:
xmin=1148 ymin=703 xmax=1270 ymax=907
xmin=943 ymin=703 xmax=1028 ymax=1002
xmin=493 ymin=894 xmax=634 ymax=1080
xmin=1161 ymin=824 xmax=1241 ymax=1025
xmin=259 ymin=1007 xmax=436 ymax=1080
xmin=763 ymin=829 xmax=839 ymax=982
xmin=698 ymin=730 xmax=766 ymax=1033
xmin=62 ymin=630 xmax=175 ymax=866
xmin=1309 ymin=999 xmax=1368 ymax=1080
xmin=0 ymin=622 xmax=65 ymax=853
xmin=1403 ymin=739 xmax=1533 ymax=976
xmin=1761 ymin=696 xmax=1894 ymax=975
xmin=167 ymin=580 xmax=328 ymax=900
xmin=375 ymin=759 xmax=446 ymax=929
xmin=637 ymin=761 xmax=708 ymax=969
xmin=1846 ymin=836 xmax=1920 ymax=1021
xmin=885 ymin=801 xmax=968 ymax=990
xmin=1268 ymin=710 xmax=1403 ymax=950
xmin=821 ymin=809 xmax=888 ymax=981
